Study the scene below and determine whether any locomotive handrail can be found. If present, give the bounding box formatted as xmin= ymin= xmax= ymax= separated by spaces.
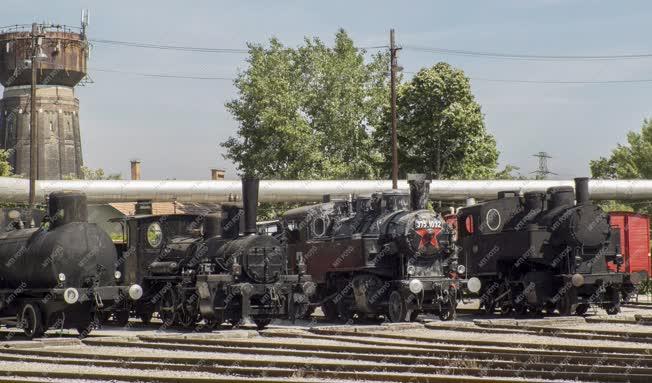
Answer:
xmin=1 ymin=177 xmax=652 ymax=203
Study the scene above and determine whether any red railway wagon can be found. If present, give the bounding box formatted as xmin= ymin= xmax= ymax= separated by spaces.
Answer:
xmin=609 ymin=212 xmax=651 ymax=278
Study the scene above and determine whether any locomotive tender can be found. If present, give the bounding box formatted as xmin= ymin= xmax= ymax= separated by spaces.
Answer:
xmin=282 ymin=174 xmax=462 ymax=322
xmin=113 ymin=179 xmax=314 ymax=329
xmin=0 ymin=191 xmax=142 ymax=338
xmin=457 ymin=177 xmax=638 ymax=315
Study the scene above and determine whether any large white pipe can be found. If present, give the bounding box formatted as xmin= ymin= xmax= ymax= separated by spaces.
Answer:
xmin=0 ymin=177 xmax=651 ymax=203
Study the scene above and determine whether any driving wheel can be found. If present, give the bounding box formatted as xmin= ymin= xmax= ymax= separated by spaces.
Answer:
xmin=387 ymin=290 xmax=408 ymax=322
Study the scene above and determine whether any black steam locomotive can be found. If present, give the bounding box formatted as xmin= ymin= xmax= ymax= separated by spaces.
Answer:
xmin=113 ymin=179 xmax=314 ymax=329
xmin=282 ymin=175 xmax=462 ymax=322
xmin=0 ymin=192 xmax=142 ymax=338
xmin=457 ymin=177 xmax=638 ymax=315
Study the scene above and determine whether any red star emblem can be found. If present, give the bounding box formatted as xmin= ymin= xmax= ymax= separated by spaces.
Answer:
xmin=416 ymin=228 xmax=441 ymax=249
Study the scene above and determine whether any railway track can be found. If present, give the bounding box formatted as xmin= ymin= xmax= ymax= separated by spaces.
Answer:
xmin=0 ymin=322 xmax=649 ymax=382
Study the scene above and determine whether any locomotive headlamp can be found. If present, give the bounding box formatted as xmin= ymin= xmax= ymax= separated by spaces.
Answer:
xmin=58 ymin=273 xmax=66 ymax=282
xmin=467 ymin=277 xmax=482 ymax=293
xmin=114 ymin=271 xmax=122 ymax=280
xmin=128 ymin=284 xmax=143 ymax=300
xmin=571 ymin=273 xmax=585 ymax=287
xmin=63 ymin=287 xmax=79 ymax=304
xmin=407 ymin=265 xmax=416 ymax=276
xmin=456 ymin=264 xmax=466 ymax=275
xmin=409 ymin=279 xmax=424 ymax=294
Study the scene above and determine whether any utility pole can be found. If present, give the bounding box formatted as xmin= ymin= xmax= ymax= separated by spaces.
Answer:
xmin=29 ymin=23 xmax=39 ymax=209
xmin=531 ymin=151 xmax=557 ymax=179
xmin=390 ymin=29 xmax=400 ymax=189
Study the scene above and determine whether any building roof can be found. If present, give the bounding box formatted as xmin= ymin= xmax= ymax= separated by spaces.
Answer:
xmin=108 ymin=202 xmax=221 ymax=217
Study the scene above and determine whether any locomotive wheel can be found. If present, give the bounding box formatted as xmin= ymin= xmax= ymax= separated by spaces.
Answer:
xmin=605 ymin=304 xmax=620 ymax=315
xmin=203 ymin=313 xmax=224 ymax=331
xmin=604 ymin=288 xmax=621 ymax=315
xmin=139 ymin=312 xmax=153 ymax=325
xmin=557 ymin=294 xmax=573 ymax=316
xmin=178 ymin=309 xmax=200 ymax=328
xmin=481 ymin=300 xmax=496 ymax=315
xmin=253 ymin=318 xmax=272 ymax=330
xmin=336 ymin=301 xmax=355 ymax=322
xmin=387 ymin=291 xmax=409 ymax=322
xmin=321 ymin=301 xmax=339 ymax=322
xmin=575 ymin=304 xmax=590 ymax=316
xmin=301 ymin=305 xmax=316 ymax=319
xmin=114 ymin=310 xmax=130 ymax=327
xmin=98 ymin=312 xmax=111 ymax=323
xmin=76 ymin=319 xmax=94 ymax=337
xmin=499 ymin=302 xmax=512 ymax=316
xmin=438 ymin=304 xmax=456 ymax=321
xmin=19 ymin=303 xmax=45 ymax=339
xmin=515 ymin=304 xmax=528 ymax=316
xmin=158 ymin=289 xmax=177 ymax=327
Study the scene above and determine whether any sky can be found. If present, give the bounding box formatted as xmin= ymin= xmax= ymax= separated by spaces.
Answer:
xmin=3 ymin=0 xmax=652 ymax=180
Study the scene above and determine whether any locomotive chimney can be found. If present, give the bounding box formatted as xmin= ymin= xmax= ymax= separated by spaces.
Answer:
xmin=130 ymin=160 xmax=141 ymax=180
xmin=48 ymin=191 xmax=88 ymax=228
xmin=203 ymin=213 xmax=222 ymax=238
xmin=407 ymin=174 xmax=430 ymax=210
xmin=574 ymin=177 xmax=590 ymax=205
xmin=242 ymin=178 xmax=259 ymax=235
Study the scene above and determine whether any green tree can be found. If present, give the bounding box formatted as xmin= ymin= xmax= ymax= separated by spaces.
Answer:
xmin=0 ymin=149 xmax=13 ymax=177
xmin=590 ymin=118 xmax=652 ymax=214
xmin=375 ymin=62 xmax=500 ymax=179
xmin=63 ymin=166 xmax=121 ymax=180
xmin=222 ymin=29 xmax=389 ymax=179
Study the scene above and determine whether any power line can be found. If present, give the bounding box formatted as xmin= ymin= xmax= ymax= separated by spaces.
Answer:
xmin=90 ymin=67 xmax=235 ymax=81
xmin=90 ymin=39 xmax=249 ymax=53
xmin=402 ymin=45 xmax=652 ymax=61
xmin=470 ymin=77 xmax=652 ymax=85
xmin=90 ymin=38 xmax=386 ymax=53
xmin=402 ymin=71 xmax=652 ymax=85
xmin=91 ymin=38 xmax=652 ymax=61
xmin=88 ymin=67 xmax=652 ymax=85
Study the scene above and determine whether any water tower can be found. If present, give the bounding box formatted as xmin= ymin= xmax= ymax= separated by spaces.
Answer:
xmin=0 ymin=13 xmax=89 ymax=179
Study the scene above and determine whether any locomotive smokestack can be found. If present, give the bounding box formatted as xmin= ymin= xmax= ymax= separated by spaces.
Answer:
xmin=242 ymin=178 xmax=259 ymax=235
xmin=574 ymin=177 xmax=590 ymax=205
xmin=407 ymin=174 xmax=431 ymax=210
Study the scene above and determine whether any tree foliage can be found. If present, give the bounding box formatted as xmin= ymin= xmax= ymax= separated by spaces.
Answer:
xmin=222 ymin=30 xmax=389 ymax=179
xmin=374 ymin=63 xmax=500 ymax=179
xmin=590 ymin=118 xmax=652 ymax=214
xmin=82 ymin=166 xmax=121 ymax=180
xmin=0 ymin=150 xmax=13 ymax=177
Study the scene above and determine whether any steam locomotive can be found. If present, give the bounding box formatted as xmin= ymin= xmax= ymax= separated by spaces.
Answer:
xmin=0 ymin=192 xmax=142 ymax=338
xmin=112 ymin=179 xmax=314 ymax=329
xmin=281 ymin=174 xmax=462 ymax=322
xmin=457 ymin=177 xmax=638 ymax=315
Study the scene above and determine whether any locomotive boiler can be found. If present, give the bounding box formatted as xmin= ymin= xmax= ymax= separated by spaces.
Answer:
xmin=457 ymin=177 xmax=638 ymax=316
xmin=282 ymin=174 xmax=462 ymax=322
xmin=0 ymin=191 xmax=142 ymax=338
xmin=113 ymin=179 xmax=314 ymax=329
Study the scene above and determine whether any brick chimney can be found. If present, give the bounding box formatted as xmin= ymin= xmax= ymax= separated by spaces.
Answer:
xmin=130 ymin=160 xmax=141 ymax=180
xmin=211 ymin=168 xmax=225 ymax=180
